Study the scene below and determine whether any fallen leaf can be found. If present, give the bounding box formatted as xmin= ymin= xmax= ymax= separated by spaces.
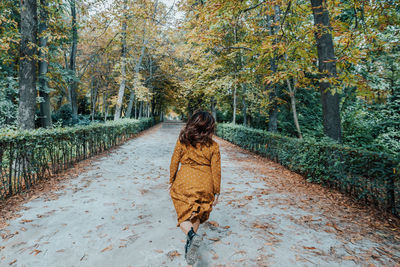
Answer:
xmin=167 ymin=250 xmax=181 ymax=260
xmin=253 ymin=223 xmax=270 ymax=229
xmin=233 ymin=250 xmax=247 ymax=255
xmin=208 ymin=221 xmax=219 ymax=227
xmin=326 ymin=222 xmax=342 ymax=232
xmin=268 ymin=231 xmax=283 ymax=236
xmin=30 ymin=249 xmax=41 ymax=256
xmin=8 ymin=259 xmax=17 ymax=265
xmin=300 ymin=215 xmax=314 ymax=222
xmin=101 ymin=245 xmax=112 ymax=252
xmin=342 ymin=255 xmax=358 ymax=261
xmin=303 ymin=246 xmax=316 ymax=250
xmin=210 ymin=249 xmax=219 ymax=259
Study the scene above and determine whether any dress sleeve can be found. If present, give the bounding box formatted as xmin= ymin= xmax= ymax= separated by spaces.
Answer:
xmin=169 ymin=139 xmax=183 ymax=184
xmin=211 ymin=142 xmax=221 ymax=195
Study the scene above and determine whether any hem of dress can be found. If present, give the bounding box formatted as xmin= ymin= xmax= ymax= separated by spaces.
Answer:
xmin=176 ymin=203 xmax=201 ymax=227
xmin=176 ymin=204 xmax=213 ymax=227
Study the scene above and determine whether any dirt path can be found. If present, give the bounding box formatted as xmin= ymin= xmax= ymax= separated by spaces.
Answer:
xmin=0 ymin=122 xmax=399 ymax=266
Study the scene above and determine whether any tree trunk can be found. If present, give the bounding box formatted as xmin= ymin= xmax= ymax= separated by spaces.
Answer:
xmin=126 ymin=88 xmax=134 ymax=118
xmin=187 ymin=100 xmax=193 ymax=120
xmin=134 ymin=97 xmax=138 ymax=119
xmin=267 ymin=6 xmax=281 ymax=133
xmin=242 ymin=84 xmax=247 ymax=126
xmin=139 ymin=101 xmax=143 ymax=118
xmin=148 ymin=58 xmax=153 ymax=118
xmin=38 ymin=0 xmax=51 ymax=128
xmin=91 ymin=82 xmax=94 ymax=121
xmin=90 ymin=78 xmax=98 ymax=121
xmin=232 ymin=84 xmax=237 ymax=124
xmin=103 ymin=91 xmax=108 ymax=121
xmin=151 ymin=97 xmax=156 ymax=117
xmin=232 ymin=23 xmax=239 ymax=125
xmin=69 ymin=0 xmax=78 ymax=122
xmin=114 ymin=0 xmax=128 ymax=120
xmin=126 ymin=42 xmax=146 ymax=118
xmin=268 ymin=98 xmax=278 ymax=132
xmin=148 ymin=57 xmax=155 ymax=118
xmin=310 ymin=0 xmax=342 ymax=142
xmin=61 ymin=51 xmax=69 ymax=107
xmin=211 ymin=96 xmax=216 ymax=121
xmin=18 ymin=0 xmax=38 ymax=130
xmin=287 ymin=78 xmax=303 ymax=139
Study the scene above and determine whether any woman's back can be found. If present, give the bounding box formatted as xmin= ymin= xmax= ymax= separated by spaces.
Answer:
xmin=179 ymin=140 xmax=218 ymax=167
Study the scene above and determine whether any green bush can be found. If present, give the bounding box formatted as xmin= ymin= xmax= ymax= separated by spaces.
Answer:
xmin=0 ymin=76 xmax=18 ymax=127
xmin=0 ymin=118 xmax=158 ymax=199
xmin=216 ymin=123 xmax=400 ymax=216
xmin=51 ymin=104 xmax=73 ymax=126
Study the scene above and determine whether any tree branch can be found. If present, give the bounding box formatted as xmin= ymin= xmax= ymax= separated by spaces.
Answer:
xmin=241 ymin=1 xmax=267 ymax=14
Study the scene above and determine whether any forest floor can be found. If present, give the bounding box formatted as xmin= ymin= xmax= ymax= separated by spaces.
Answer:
xmin=0 ymin=122 xmax=399 ymax=266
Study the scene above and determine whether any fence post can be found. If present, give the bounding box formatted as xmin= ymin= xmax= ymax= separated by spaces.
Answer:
xmin=8 ymin=143 xmax=14 ymax=197
xmin=387 ymin=169 xmax=396 ymax=215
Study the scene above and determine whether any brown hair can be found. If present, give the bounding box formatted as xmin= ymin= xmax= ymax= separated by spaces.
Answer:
xmin=179 ymin=110 xmax=216 ymax=148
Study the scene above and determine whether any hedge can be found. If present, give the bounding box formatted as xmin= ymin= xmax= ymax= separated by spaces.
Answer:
xmin=0 ymin=118 xmax=158 ymax=199
xmin=216 ymin=123 xmax=400 ymax=216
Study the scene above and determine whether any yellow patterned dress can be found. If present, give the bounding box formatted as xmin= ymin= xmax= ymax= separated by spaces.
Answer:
xmin=169 ymin=138 xmax=221 ymax=227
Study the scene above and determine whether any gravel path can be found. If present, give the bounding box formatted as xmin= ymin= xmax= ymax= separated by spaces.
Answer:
xmin=0 ymin=122 xmax=399 ymax=266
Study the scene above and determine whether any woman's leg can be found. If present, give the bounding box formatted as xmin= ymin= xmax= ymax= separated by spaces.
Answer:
xmin=181 ymin=213 xmax=202 ymax=267
xmin=179 ymin=220 xmax=193 ymax=235
xmin=192 ymin=218 xmax=200 ymax=232
xmin=180 ymin=211 xmax=201 ymax=234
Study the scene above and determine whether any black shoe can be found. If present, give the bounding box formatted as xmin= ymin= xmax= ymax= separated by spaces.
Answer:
xmin=184 ymin=238 xmax=190 ymax=258
xmin=185 ymin=229 xmax=202 ymax=265
xmin=184 ymin=228 xmax=194 ymax=260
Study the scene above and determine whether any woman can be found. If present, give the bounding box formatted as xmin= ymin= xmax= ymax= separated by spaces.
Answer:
xmin=169 ymin=110 xmax=221 ymax=266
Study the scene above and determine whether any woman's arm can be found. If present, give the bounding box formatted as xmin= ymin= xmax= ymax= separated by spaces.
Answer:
xmin=211 ymin=142 xmax=221 ymax=195
xmin=169 ymin=139 xmax=182 ymax=184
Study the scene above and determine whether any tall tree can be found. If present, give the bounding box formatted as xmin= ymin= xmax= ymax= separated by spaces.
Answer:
xmin=286 ymin=77 xmax=302 ymax=139
xmin=38 ymin=0 xmax=51 ymax=127
xmin=68 ymin=0 xmax=78 ymax=122
xmin=114 ymin=0 xmax=128 ymax=120
xmin=126 ymin=32 xmax=148 ymax=118
xmin=126 ymin=0 xmax=159 ymax=118
xmin=310 ymin=0 xmax=342 ymax=141
xmin=267 ymin=6 xmax=281 ymax=133
xmin=18 ymin=0 xmax=38 ymax=129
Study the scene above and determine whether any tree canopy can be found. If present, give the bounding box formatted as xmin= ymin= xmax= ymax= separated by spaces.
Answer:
xmin=0 ymin=0 xmax=399 ymax=154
